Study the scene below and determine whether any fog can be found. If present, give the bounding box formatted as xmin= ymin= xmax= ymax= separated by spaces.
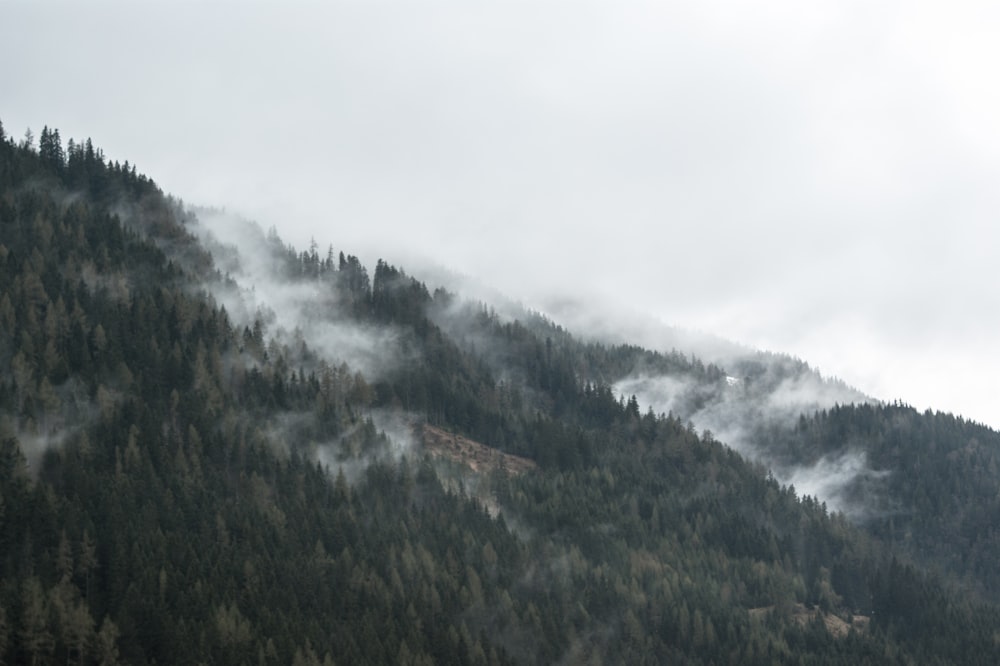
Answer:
xmin=186 ymin=208 xmax=407 ymax=380
xmin=4 ymin=1 xmax=1000 ymax=431
xmin=614 ymin=358 xmax=888 ymax=518
xmin=784 ymin=450 xmax=891 ymax=521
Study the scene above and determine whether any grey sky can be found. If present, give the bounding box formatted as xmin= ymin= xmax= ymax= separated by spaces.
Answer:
xmin=4 ymin=1 xmax=999 ymax=428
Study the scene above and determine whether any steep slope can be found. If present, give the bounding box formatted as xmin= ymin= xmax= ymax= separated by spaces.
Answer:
xmin=426 ymin=266 xmax=1000 ymax=606
xmin=2 ymin=121 xmax=1000 ymax=664
xmin=760 ymin=402 xmax=1000 ymax=601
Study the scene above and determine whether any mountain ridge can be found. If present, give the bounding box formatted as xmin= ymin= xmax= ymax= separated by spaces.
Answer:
xmin=2 ymin=120 xmax=999 ymax=664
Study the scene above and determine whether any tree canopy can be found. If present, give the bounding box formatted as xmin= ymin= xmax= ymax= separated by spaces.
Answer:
xmin=1 ymin=121 xmax=999 ymax=664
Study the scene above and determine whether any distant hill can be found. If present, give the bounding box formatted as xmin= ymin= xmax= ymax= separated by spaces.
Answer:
xmin=2 ymin=119 xmax=1000 ymax=664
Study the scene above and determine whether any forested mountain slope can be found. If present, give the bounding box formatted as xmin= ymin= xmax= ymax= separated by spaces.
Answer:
xmin=758 ymin=403 xmax=1000 ymax=601
xmin=2 ymin=120 xmax=1000 ymax=664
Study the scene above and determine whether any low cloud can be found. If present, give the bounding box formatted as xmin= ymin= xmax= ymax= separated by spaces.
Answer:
xmin=614 ymin=353 xmax=886 ymax=518
xmin=184 ymin=208 xmax=408 ymax=380
xmin=783 ymin=450 xmax=891 ymax=522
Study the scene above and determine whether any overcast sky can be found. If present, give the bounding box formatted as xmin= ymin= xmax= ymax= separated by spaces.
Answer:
xmin=4 ymin=1 xmax=999 ymax=429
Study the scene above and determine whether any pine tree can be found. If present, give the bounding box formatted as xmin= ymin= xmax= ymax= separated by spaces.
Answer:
xmin=19 ymin=578 xmax=54 ymax=666
xmin=0 ymin=606 xmax=8 ymax=665
xmin=78 ymin=530 xmax=98 ymax=601
xmin=94 ymin=616 xmax=120 ymax=666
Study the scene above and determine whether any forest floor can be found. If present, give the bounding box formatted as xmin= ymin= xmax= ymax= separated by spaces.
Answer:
xmin=420 ymin=424 xmax=537 ymax=476
xmin=750 ymin=604 xmax=870 ymax=638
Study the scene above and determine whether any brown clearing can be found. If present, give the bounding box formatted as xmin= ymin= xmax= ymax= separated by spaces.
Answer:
xmin=419 ymin=424 xmax=537 ymax=476
xmin=749 ymin=603 xmax=870 ymax=638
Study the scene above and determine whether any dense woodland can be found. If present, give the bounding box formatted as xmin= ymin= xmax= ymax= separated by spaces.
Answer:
xmin=2 ymin=119 xmax=1000 ymax=664
xmin=758 ymin=403 xmax=1000 ymax=601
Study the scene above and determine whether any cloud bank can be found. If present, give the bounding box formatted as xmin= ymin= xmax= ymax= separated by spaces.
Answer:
xmin=613 ymin=357 xmax=886 ymax=518
xmin=3 ymin=1 xmax=999 ymax=429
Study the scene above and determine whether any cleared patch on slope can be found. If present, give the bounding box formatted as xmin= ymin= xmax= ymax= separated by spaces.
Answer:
xmin=749 ymin=604 xmax=870 ymax=638
xmin=420 ymin=424 xmax=537 ymax=476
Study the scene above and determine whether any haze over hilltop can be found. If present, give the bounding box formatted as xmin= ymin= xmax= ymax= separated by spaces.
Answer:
xmin=6 ymin=127 xmax=1000 ymax=663
xmin=165 ymin=202 xmax=883 ymax=529
xmin=3 ymin=1 xmax=999 ymax=429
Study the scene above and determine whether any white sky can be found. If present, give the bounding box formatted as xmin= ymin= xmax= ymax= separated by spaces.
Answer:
xmin=4 ymin=1 xmax=999 ymax=429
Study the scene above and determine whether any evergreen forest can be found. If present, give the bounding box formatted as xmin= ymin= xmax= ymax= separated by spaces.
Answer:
xmin=3 ymin=120 xmax=1000 ymax=664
